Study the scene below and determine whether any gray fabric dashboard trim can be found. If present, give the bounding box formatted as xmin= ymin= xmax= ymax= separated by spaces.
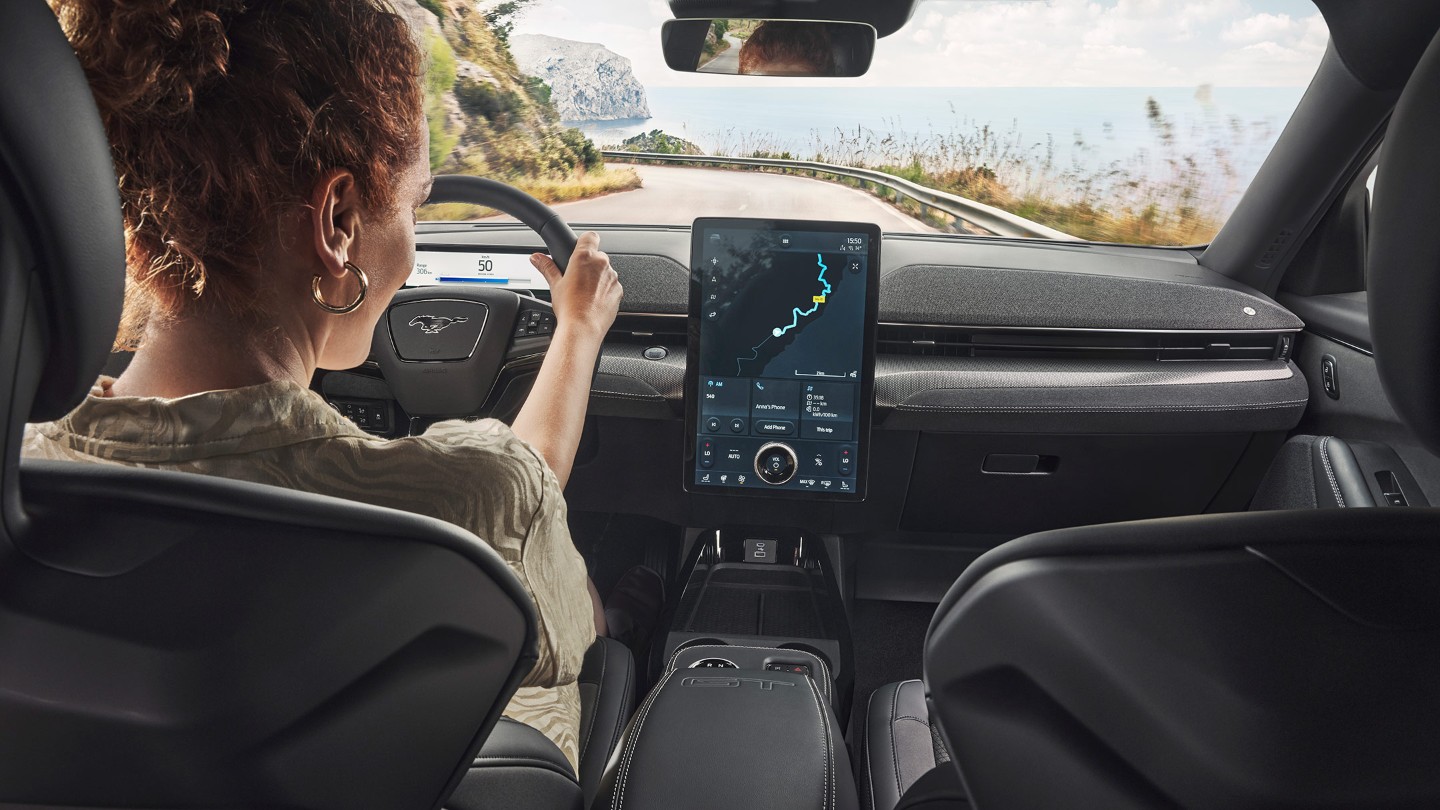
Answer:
xmin=875 ymin=358 xmax=1296 ymax=408
xmin=598 ymin=344 xmax=686 ymax=400
xmin=592 ymin=345 xmax=1309 ymax=433
xmin=612 ymin=254 xmax=689 ymax=315
xmin=879 ymin=264 xmax=1302 ymax=331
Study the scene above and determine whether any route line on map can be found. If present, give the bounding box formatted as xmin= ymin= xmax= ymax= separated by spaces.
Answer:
xmin=735 ymin=253 xmax=831 ymax=375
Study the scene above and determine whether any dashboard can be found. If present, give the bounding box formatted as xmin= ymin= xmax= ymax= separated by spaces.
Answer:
xmin=322 ymin=220 xmax=1309 ymax=552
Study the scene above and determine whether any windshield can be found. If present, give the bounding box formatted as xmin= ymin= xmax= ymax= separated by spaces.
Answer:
xmin=419 ymin=0 xmax=1328 ymax=245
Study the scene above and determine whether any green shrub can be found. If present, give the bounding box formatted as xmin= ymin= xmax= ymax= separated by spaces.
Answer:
xmin=455 ymin=78 xmax=525 ymax=125
xmin=426 ymin=96 xmax=459 ymax=171
xmin=558 ymin=128 xmax=601 ymax=170
xmin=417 ymin=0 xmax=444 ymax=19
xmin=523 ymin=76 xmax=552 ymax=107
xmin=424 ymin=32 xmax=457 ymax=96
xmin=615 ymin=129 xmax=702 ymax=155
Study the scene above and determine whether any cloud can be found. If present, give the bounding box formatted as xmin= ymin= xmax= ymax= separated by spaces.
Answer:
xmin=513 ymin=0 xmax=1328 ymax=88
xmin=1222 ymin=12 xmax=1295 ymax=44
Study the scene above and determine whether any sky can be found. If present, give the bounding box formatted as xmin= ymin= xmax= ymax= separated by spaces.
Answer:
xmin=505 ymin=0 xmax=1329 ymax=88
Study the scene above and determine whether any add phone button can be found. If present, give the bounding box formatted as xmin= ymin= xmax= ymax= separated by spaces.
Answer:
xmin=754 ymin=420 xmax=795 ymax=436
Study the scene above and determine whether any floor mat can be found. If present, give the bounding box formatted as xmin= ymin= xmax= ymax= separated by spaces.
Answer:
xmin=848 ymin=598 xmax=937 ymax=738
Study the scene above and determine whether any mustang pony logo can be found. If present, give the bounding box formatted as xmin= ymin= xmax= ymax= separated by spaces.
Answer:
xmin=408 ymin=315 xmax=469 ymax=334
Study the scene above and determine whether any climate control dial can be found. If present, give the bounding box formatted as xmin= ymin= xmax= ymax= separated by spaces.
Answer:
xmin=754 ymin=442 xmax=799 ymax=485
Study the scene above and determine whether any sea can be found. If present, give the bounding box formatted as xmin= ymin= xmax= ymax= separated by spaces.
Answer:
xmin=569 ymin=86 xmax=1308 ymax=210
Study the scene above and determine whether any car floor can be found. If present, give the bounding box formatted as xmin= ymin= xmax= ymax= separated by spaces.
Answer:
xmin=848 ymin=597 xmax=936 ymax=737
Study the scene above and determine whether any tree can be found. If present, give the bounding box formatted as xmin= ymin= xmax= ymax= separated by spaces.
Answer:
xmin=483 ymin=0 xmax=535 ymax=44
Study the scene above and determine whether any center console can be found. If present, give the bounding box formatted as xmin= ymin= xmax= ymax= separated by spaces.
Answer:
xmin=593 ymin=219 xmax=878 ymax=809
xmin=595 ymin=643 xmax=858 ymax=810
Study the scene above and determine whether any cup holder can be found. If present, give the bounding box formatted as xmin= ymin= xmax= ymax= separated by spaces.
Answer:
xmin=777 ymin=642 xmax=832 ymax=674
xmin=675 ymin=637 xmax=728 ymax=653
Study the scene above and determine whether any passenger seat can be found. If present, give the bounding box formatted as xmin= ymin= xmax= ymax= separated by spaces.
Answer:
xmin=1249 ymin=434 xmax=1376 ymax=509
xmin=862 ymin=681 xmax=969 ymax=810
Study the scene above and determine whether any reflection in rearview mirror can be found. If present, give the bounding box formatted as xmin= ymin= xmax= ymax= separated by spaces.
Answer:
xmin=661 ymin=19 xmax=876 ymax=78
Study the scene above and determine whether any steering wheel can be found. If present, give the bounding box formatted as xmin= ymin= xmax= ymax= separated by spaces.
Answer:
xmin=370 ymin=176 xmax=578 ymax=423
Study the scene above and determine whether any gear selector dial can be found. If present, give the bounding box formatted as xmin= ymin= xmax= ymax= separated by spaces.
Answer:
xmin=755 ymin=443 xmax=799 ymax=485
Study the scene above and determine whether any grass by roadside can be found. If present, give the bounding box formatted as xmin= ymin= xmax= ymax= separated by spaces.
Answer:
xmin=419 ymin=166 xmax=642 ymax=221
xmin=621 ymin=97 xmax=1251 ymax=244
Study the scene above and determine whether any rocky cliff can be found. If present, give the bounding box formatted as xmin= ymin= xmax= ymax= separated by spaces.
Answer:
xmin=510 ymin=34 xmax=651 ymax=122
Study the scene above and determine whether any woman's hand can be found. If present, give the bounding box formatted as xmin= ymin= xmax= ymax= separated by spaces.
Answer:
xmin=512 ymin=232 xmax=622 ymax=489
xmin=531 ymin=231 xmax=622 ymax=342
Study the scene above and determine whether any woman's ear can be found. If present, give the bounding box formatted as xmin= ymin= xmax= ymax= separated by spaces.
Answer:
xmin=308 ymin=169 xmax=361 ymax=281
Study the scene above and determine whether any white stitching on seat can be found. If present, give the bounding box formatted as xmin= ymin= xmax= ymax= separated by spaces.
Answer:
xmin=615 ymin=668 xmax=675 ymax=810
xmin=889 ymin=683 xmax=905 ymax=797
xmin=805 ymin=672 xmax=834 ymax=810
xmin=863 ymin=686 xmax=881 ymax=810
xmin=1319 ymin=436 xmax=1346 ymax=507
xmin=602 ymin=649 xmax=635 ymax=771
xmin=578 ymin=643 xmax=608 ymax=763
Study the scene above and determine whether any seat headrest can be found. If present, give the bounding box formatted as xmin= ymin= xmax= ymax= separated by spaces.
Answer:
xmin=1 ymin=1 xmax=125 ymax=424
xmin=1369 ymin=27 xmax=1440 ymax=457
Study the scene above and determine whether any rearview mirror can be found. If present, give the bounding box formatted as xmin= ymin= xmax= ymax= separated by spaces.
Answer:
xmin=661 ymin=19 xmax=876 ymax=77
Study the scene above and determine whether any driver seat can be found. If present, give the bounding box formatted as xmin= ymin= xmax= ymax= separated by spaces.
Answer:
xmin=0 ymin=4 xmax=546 ymax=808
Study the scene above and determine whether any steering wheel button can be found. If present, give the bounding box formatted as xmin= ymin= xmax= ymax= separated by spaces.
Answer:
xmin=388 ymin=301 xmax=489 ymax=362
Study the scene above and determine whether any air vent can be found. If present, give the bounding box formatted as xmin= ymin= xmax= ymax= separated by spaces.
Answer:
xmin=878 ymin=324 xmax=1292 ymax=362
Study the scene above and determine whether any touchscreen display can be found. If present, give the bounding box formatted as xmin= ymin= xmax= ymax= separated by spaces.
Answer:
xmin=687 ymin=218 xmax=879 ymax=499
xmin=409 ymin=247 xmax=548 ymax=290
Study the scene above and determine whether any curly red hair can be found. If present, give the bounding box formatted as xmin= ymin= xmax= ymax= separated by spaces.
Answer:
xmin=49 ymin=0 xmax=425 ymax=345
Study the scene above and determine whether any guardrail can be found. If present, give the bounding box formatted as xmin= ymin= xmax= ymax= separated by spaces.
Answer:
xmin=600 ymin=150 xmax=1078 ymax=241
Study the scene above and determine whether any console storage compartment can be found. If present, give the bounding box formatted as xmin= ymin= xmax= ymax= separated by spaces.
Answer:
xmin=596 ymin=645 xmax=858 ymax=810
xmin=663 ymin=530 xmax=852 ymax=721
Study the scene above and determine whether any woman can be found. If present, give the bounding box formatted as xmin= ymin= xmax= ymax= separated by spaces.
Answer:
xmin=26 ymin=0 xmax=614 ymax=771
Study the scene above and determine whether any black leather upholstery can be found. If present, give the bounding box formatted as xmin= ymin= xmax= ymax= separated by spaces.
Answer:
xmin=597 ymin=645 xmax=859 ymax=810
xmin=1250 ymin=434 xmax=1375 ymax=510
xmin=861 ymin=681 xmax=949 ymax=810
xmin=445 ymin=636 xmax=637 ymax=810
xmin=577 ymin=636 xmax=637 ymax=805
xmin=0 ymin=0 xmax=125 ymax=423
xmin=1370 ymin=25 xmax=1440 ymax=457
xmin=0 ymin=4 xmax=540 ymax=808
xmin=919 ymin=28 xmax=1440 ymax=809
xmin=4 ymin=462 xmax=538 ymax=809
xmin=892 ymin=767 xmax=968 ymax=810
xmin=926 ymin=509 xmax=1440 ymax=808
xmin=447 ymin=719 xmax=584 ymax=810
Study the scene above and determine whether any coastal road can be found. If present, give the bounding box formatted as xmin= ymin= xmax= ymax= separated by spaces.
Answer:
xmin=525 ymin=164 xmax=938 ymax=233
xmin=698 ymin=34 xmax=745 ymax=74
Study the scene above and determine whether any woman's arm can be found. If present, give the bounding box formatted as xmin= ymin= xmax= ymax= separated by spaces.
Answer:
xmin=510 ymin=232 xmax=622 ymax=489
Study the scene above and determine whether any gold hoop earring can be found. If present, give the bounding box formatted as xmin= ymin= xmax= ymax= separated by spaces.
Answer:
xmin=312 ymin=261 xmax=369 ymax=314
